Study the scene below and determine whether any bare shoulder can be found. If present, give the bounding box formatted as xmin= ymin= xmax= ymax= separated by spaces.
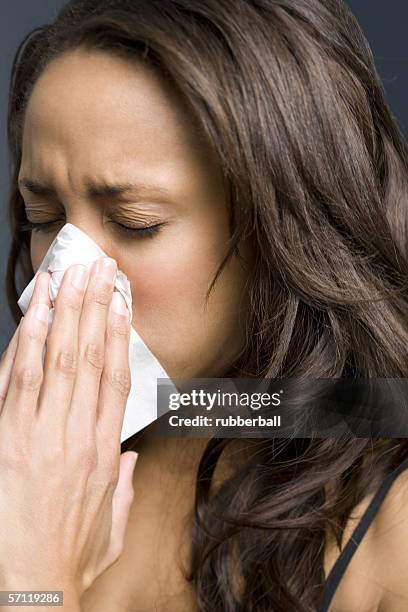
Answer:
xmin=370 ymin=466 xmax=408 ymax=610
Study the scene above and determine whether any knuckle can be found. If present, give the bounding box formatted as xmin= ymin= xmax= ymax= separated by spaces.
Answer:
xmin=123 ymin=487 xmax=135 ymax=504
xmin=81 ymin=452 xmax=98 ymax=472
xmin=60 ymin=292 xmax=82 ymax=313
xmin=22 ymin=320 xmax=43 ymax=343
xmin=113 ymin=487 xmax=134 ymax=508
xmin=103 ymin=367 xmax=131 ymax=399
xmin=104 ymin=462 xmax=120 ymax=489
xmin=107 ymin=319 xmax=129 ymax=340
xmin=40 ymin=443 xmax=65 ymax=466
xmin=82 ymin=570 xmax=95 ymax=594
xmin=75 ymin=441 xmax=97 ymax=470
xmin=56 ymin=349 xmax=78 ymax=378
xmin=110 ymin=539 xmax=124 ymax=561
xmin=90 ymin=284 xmax=112 ymax=308
xmin=83 ymin=342 xmax=105 ymax=371
xmin=14 ymin=366 xmax=43 ymax=392
xmin=111 ymin=466 xmax=121 ymax=488
xmin=108 ymin=452 xmax=121 ymax=479
xmin=97 ymin=440 xmax=120 ymax=479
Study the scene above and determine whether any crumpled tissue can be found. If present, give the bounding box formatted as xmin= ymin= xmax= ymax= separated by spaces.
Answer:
xmin=17 ymin=222 xmax=176 ymax=442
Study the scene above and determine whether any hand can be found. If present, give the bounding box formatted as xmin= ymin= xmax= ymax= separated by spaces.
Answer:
xmin=0 ymin=258 xmax=138 ymax=603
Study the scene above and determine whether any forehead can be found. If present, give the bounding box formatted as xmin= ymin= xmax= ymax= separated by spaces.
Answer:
xmin=21 ymin=47 xmax=211 ymax=177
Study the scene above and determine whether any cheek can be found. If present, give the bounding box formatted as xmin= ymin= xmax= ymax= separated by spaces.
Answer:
xmin=125 ymin=222 xmax=226 ymax=324
xmin=120 ymin=218 xmax=246 ymax=377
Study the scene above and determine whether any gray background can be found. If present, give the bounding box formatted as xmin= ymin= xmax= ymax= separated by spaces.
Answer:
xmin=1 ymin=1 xmax=407 ymax=351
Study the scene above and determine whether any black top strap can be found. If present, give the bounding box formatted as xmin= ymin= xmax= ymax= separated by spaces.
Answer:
xmin=319 ymin=456 xmax=408 ymax=612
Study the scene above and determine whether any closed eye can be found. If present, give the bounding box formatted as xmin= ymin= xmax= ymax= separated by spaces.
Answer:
xmin=20 ymin=219 xmax=165 ymax=238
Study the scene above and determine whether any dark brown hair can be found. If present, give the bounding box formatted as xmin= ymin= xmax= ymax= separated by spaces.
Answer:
xmin=5 ymin=0 xmax=408 ymax=610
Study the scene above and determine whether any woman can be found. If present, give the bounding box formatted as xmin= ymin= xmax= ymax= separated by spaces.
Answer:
xmin=2 ymin=0 xmax=408 ymax=610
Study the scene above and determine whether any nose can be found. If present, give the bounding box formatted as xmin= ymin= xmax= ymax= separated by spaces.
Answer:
xmin=65 ymin=213 xmax=117 ymax=260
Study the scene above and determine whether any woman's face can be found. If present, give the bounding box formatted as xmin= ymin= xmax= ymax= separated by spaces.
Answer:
xmin=18 ymin=48 xmax=251 ymax=379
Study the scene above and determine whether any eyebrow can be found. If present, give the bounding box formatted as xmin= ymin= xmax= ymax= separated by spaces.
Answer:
xmin=17 ymin=178 xmax=173 ymax=200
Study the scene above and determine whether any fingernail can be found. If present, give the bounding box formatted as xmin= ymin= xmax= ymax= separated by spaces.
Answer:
xmin=33 ymin=303 xmax=49 ymax=322
xmin=111 ymin=292 xmax=129 ymax=319
xmin=69 ymin=264 xmax=88 ymax=290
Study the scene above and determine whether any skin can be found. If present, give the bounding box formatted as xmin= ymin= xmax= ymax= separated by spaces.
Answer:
xmin=0 ymin=258 xmax=137 ymax=610
xmin=19 ymin=47 xmax=252 ymax=382
xmin=12 ymin=46 xmax=253 ymax=609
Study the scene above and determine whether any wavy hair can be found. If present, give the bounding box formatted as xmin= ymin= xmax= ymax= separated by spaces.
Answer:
xmin=5 ymin=0 xmax=408 ymax=609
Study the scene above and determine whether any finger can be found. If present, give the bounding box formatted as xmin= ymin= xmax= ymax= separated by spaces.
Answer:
xmin=37 ymin=264 xmax=89 ymax=432
xmin=96 ymin=291 xmax=131 ymax=445
xmin=0 ymin=318 xmax=23 ymax=411
xmin=97 ymin=451 xmax=138 ymax=573
xmin=67 ymin=257 xmax=117 ymax=440
xmin=1 ymin=273 xmax=51 ymax=425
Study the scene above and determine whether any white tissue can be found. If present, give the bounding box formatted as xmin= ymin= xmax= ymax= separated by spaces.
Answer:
xmin=17 ymin=222 xmax=175 ymax=443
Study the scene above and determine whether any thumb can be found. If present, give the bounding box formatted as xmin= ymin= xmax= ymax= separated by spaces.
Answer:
xmin=99 ymin=451 xmax=138 ymax=572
